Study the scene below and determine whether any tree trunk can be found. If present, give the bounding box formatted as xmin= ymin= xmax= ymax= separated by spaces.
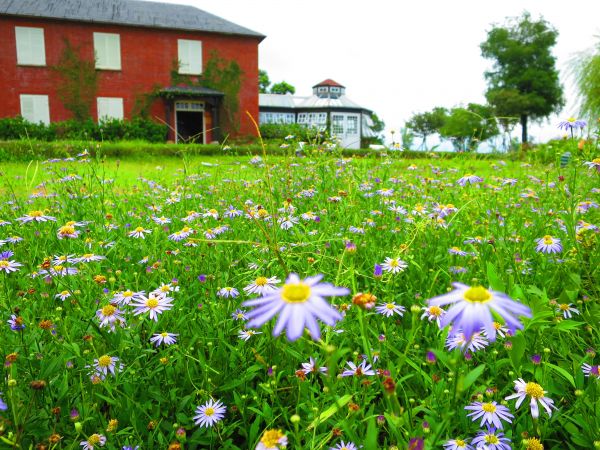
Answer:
xmin=520 ymin=114 xmax=528 ymax=145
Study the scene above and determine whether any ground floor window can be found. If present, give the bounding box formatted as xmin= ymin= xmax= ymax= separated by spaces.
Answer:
xmin=20 ymin=94 xmax=50 ymax=124
xmin=97 ymin=97 xmax=124 ymax=121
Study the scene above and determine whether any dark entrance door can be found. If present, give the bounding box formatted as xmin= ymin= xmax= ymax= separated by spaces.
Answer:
xmin=176 ymin=111 xmax=204 ymax=143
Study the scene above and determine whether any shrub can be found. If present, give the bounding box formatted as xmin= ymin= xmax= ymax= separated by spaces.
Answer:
xmin=259 ymin=123 xmax=329 ymax=143
xmin=0 ymin=117 xmax=168 ymax=143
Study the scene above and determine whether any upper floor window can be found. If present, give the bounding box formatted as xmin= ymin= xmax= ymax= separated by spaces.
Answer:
xmin=178 ymin=39 xmax=202 ymax=75
xmin=15 ymin=27 xmax=46 ymax=66
xmin=20 ymin=94 xmax=50 ymax=124
xmin=94 ymin=33 xmax=121 ymax=70
xmin=97 ymin=97 xmax=124 ymax=121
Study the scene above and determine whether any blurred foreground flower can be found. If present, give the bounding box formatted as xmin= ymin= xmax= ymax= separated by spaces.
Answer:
xmin=243 ymin=274 xmax=349 ymax=341
xmin=427 ymin=283 xmax=531 ymax=341
xmin=256 ymin=429 xmax=287 ymax=450
xmin=558 ymin=117 xmax=586 ymax=132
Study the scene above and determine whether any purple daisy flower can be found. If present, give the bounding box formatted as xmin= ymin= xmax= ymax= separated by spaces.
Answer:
xmin=464 ymin=401 xmax=513 ymax=429
xmin=535 ymin=235 xmax=562 ymax=254
xmin=242 ymin=273 xmax=349 ymax=341
xmin=427 ymin=283 xmax=531 ymax=341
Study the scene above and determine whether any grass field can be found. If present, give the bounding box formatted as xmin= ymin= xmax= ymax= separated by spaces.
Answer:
xmin=0 ymin=146 xmax=599 ymax=449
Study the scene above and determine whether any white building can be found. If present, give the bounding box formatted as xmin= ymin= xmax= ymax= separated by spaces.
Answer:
xmin=259 ymin=79 xmax=377 ymax=149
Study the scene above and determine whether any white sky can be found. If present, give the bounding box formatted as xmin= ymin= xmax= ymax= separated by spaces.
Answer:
xmin=154 ymin=0 xmax=600 ymax=145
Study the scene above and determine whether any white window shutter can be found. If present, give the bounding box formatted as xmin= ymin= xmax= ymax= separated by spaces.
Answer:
xmin=94 ymin=33 xmax=121 ymax=70
xmin=15 ymin=27 xmax=46 ymax=65
xmin=20 ymin=95 xmax=50 ymax=124
xmin=97 ymin=97 xmax=124 ymax=121
xmin=178 ymin=39 xmax=202 ymax=74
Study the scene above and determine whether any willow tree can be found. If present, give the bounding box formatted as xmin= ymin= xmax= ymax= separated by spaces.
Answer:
xmin=480 ymin=12 xmax=564 ymax=145
xmin=571 ymin=38 xmax=600 ymax=120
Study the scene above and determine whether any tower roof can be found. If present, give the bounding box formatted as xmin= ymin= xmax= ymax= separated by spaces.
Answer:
xmin=312 ymin=79 xmax=345 ymax=89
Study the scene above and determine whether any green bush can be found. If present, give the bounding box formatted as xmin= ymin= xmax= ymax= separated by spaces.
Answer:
xmin=0 ymin=117 xmax=168 ymax=143
xmin=259 ymin=123 xmax=328 ymax=142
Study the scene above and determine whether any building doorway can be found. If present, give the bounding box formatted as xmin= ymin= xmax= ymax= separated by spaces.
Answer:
xmin=175 ymin=101 xmax=205 ymax=143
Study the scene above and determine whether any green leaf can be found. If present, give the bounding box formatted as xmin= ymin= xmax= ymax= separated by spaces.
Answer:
xmin=307 ymin=394 xmax=353 ymax=430
xmin=555 ymin=320 xmax=583 ymax=331
xmin=460 ymin=364 xmax=486 ymax=392
xmin=546 ymin=362 xmax=575 ymax=388
xmin=509 ymin=333 xmax=526 ymax=370
xmin=486 ymin=262 xmax=505 ymax=292
xmin=365 ymin=417 xmax=378 ymax=449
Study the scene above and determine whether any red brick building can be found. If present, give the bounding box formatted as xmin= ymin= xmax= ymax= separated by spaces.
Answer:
xmin=0 ymin=0 xmax=264 ymax=142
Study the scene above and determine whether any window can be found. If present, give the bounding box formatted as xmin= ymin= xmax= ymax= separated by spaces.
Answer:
xmin=94 ymin=33 xmax=121 ymax=70
xmin=346 ymin=116 xmax=358 ymax=135
xmin=97 ymin=97 xmax=124 ymax=121
xmin=20 ymin=95 xmax=50 ymax=124
xmin=297 ymin=113 xmax=308 ymax=124
xmin=330 ymin=87 xmax=340 ymax=93
xmin=178 ymin=39 xmax=202 ymax=75
xmin=318 ymin=87 xmax=327 ymax=93
xmin=175 ymin=101 xmax=204 ymax=111
xmin=332 ymin=115 xmax=344 ymax=134
xmin=15 ymin=27 xmax=46 ymax=66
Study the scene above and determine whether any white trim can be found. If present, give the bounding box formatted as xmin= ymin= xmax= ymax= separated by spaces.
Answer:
xmin=20 ymin=94 xmax=50 ymax=124
xmin=178 ymin=39 xmax=203 ymax=75
xmin=94 ymin=32 xmax=121 ymax=70
xmin=15 ymin=27 xmax=46 ymax=66
xmin=97 ymin=97 xmax=124 ymax=121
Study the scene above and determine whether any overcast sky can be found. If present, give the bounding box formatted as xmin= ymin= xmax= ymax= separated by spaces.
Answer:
xmin=155 ymin=0 xmax=600 ymax=145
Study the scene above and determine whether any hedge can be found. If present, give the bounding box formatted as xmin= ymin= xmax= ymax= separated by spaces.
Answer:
xmin=0 ymin=117 xmax=168 ymax=143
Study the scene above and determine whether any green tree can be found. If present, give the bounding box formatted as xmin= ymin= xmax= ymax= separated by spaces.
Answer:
xmin=259 ymin=69 xmax=271 ymax=94
xmin=270 ymin=81 xmax=296 ymax=95
xmin=406 ymin=107 xmax=447 ymax=149
xmin=570 ymin=38 xmax=600 ymax=120
xmin=480 ymin=12 xmax=564 ymax=145
xmin=439 ymin=103 xmax=499 ymax=151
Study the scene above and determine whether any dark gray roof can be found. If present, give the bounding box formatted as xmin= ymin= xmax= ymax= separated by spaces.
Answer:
xmin=160 ymin=86 xmax=224 ymax=96
xmin=0 ymin=0 xmax=264 ymax=39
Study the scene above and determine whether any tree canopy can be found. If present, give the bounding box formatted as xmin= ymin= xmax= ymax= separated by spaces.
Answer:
xmin=570 ymin=38 xmax=600 ymax=120
xmin=480 ymin=12 xmax=564 ymax=144
xmin=406 ymin=107 xmax=447 ymax=148
xmin=259 ymin=70 xmax=296 ymax=95
xmin=439 ymin=103 xmax=499 ymax=152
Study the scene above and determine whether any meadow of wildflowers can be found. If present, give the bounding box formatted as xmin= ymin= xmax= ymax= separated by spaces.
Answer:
xmin=0 ymin=130 xmax=599 ymax=449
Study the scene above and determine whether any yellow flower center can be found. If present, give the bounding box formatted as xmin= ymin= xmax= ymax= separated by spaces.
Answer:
xmin=258 ymin=208 xmax=269 ymax=218
xmin=282 ymin=282 xmax=311 ymax=303
xmin=592 ymin=158 xmax=600 ymax=164
xmin=87 ymin=434 xmax=101 ymax=445
xmin=429 ymin=306 xmax=443 ymax=316
xmin=160 ymin=285 xmax=170 ymax=292
xmin=386 ymin=303 xmax=395 ymax=310
xmin=463 ymin=286 xmax=491 ymax=303
xmin=146 ymin=297 xmax=159 ymax=308
xmin=54 ymin=265 xmax=64 ymax=272
xmin=29 ymin=210 xmax=44 ymax=217
xmin=455 ymin=439 xmax=466 ymax=447
xmin=493 ymin=322 xmax=503 ymax=330
xmin=260 ymin=429 xmax=285 ymax=447
xmin=482 ymin=402 xmax=496 ymax=413
xmin=209 ymin=209 xmax=218 ymax=214
xmin=123 ymin=291 xmax=133 ymax=297
xmin=160 ymin=332 xmax=168 ymax=338
xmin=559 ymin=303 xmax=570 ymax=311
xmin=101 ymin=305 xmax=116 ymax=316
xmin=567 ymin=117 xmax=576 ymax=123
xmin=389 ymin=259 xmax=399 ymax=267
xmin=543 ymin=235 xmax=554 ymax=245
xmin=205 ymin=407 xmax=215 ymax=416
xmin=255 ymin=277 xmax=268 ymax=286
xmin=0 ymin=261 xmax=8 ymax=268
xmin=485 ymin=434 xmax=499 ymax=444
xmin=61 ymin=290 xmax=69 ymax=295
xmin=97 ymin=355 xmax=112 ymax=367
xmin=59 ymin=225 xmax=76 ymax=234
xmin=525 ymin=382 xmax=545 ymax=399
xmin=526 ymin=437 xmax=544 ymax=450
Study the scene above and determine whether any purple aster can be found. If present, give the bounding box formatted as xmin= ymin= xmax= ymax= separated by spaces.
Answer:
xmin=242 ymin=273 xmax=348 ymax=341
xmin=193 ymin=398 xmax=226 ymax=428
xmin=427 ymin=283 xmax=531 ymax=341
xmin=457 ymin=174 xmax=483 ymax=186
xmin=464 ymin=401 xmax=513 ymax=429
xmin=558 ymin=117 xmax=586 ymax=132
xmin=471 ymin=426 xmax=511 ymax=450
xmin=582 ymin=363 xmax=600 ymax=379
xmin=535 ymin=235 xmax=562 ymax=254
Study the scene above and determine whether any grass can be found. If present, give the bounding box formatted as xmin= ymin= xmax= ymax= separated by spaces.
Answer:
xmin=0 ymin=137 xmax=598 ymax=449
